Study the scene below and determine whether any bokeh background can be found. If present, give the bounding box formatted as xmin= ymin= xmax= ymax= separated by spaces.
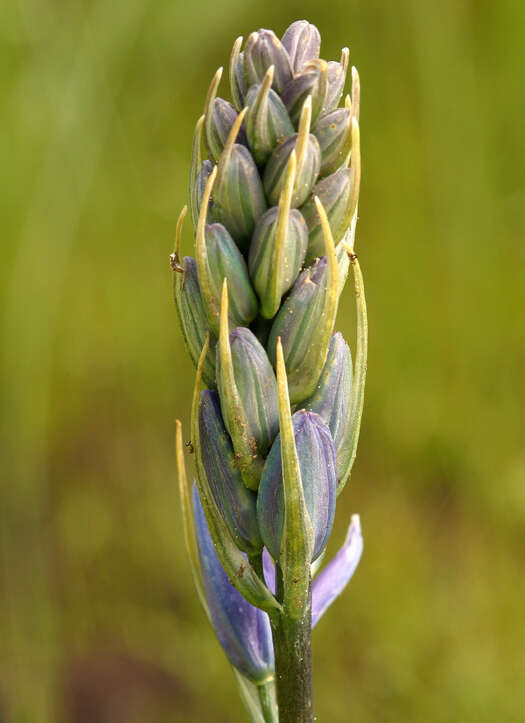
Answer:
xmin=2 ymin=0 xmax=525 ymax=720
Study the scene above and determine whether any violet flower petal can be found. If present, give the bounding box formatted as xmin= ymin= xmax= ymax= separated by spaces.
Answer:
xmin=311 ymin=514 xmax=363 ymax=628
xmin=193 ymin=485 xmax=274 ymax=682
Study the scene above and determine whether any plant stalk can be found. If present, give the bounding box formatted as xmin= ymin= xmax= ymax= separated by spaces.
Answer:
xmin=270 ymin=578 xmax=313 ymax=723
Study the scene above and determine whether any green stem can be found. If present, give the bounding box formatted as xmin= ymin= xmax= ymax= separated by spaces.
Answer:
xmin=270 ymin=575 xmax=313 ymax=723
xmin=257 ymin=679 xmax=279 ymax=722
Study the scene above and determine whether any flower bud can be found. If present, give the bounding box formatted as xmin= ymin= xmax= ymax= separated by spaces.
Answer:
xmin=302 ymin=333 xmax=353 ymax=481
xmin=313 ymin=107 xmax=352 ymax=177
xmin=300 ymin=167 xmax=353 ymax=261
xmin=281 ymin=20 xmax=321 ymax=73
xmin=191 ymin=159 xmax=213 ymax=227
xmin=323 ymin=50 xmax=349 ymax=114
xmin=206 ymin=98 xmax=248 ymax=162
xmin=197 ymin=220 xmax=258 ymax=337
xmin=245 ymin=68 xmax=294 ymax=166
xmin=229 ymin=37 xmax=247 ymax=111
xmin=311 ymin=514 xmax=363 ymax=627
xmin=199 ymin=390 xmax=262 ymax=554
xmin=217 ymin=323 xmax=279 ymax=489
xmin=203 ymin=68 xmax=247 ymax=163
xmin=193 ymin=485 xmax=274 ymax=681
xmin=212 ymin=109 xmax=267 ymax=249
xmin=281 ymin=59 xmax=328 ymax=127
xmin=244 ymin=29 xmax=293 ymax=94
xmin=249 ymin=206 xmax=308 ymax=317
xmin=173 ymin=255 xmax=217 ymax=389
xmin=264 ymin=133 xmax=320 ymax=208
xmin=257 ymin=410 xmax=337 ymax=562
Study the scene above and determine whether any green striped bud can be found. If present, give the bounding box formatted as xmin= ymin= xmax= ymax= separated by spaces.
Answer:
xmin=245 ymin=67 xmax=294 ymax=166
xmin=268 ymin=196 xmax=339 ymax=404
xmin=199 ymin=390 xmax=262 ymax=554
xmin=263 ymin=96 xmax=320 ymax=208
xmin=301 ymin=167 xmax=353 ymax=261
xmin=302 ymin=332 xmax=353 ymax=482
xmin=229 ymin=37 xmax=247 ymax=111
xmin=212 ymin=109 xmax=267 ymax=249
xmin=191 ymin=159 xmax=213 ymax=228
xmin=196 ymin=216 xmax=258 ymax=337
xmin=244 ymin=29 xmax=293 ymax=94
xmin=281 ymin=59 xmax=328 ymax=127
xmin=203 ymin=68 xmax=247 ymax=162
xmin=217 ymin=286 xmax=279 ymax=490
xmin=249 ymin=151 xmax=307 ymax=318
xmin=281 ymin=20 xmax=321 ymax=73
xmin=173 ymin=255 xmax=217 ymax=389
xmin=313 ymin=106 xmax=352 ymax=177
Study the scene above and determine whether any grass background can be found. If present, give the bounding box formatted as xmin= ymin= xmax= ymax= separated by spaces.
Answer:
xmin=1 ymin=0 xmax=524 ymax=720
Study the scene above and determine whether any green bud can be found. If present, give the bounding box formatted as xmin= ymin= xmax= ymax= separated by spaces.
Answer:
xmin=281 ymin=59 xmax=328 ymax=127
xmin=249 ymin=151 xmax=307 ymax=318
xmin=281 ymin=20 xmax=321 ymax=73
xmin=196 ymin=180 xmax=258 ymax=335
xmin=171 ymin=207 xmax=216 ymax=388
xmin=203 ymin=68 xmax=247 ymax=162
xmin=245 ymin=67 xmax=294 ymax=166
xmin=229 ymin=37 xmax=247 ymax=111
xmin=313 ymin=106 xmax=352 ymax=177
xmin=212 ymin=109 xmax=267 ymax=249
xmin=173 ymin=255 xmax=217 ymax=389
xmin=263 ymin=97 xmax=320 ymax=208
xmin=267 ymin=196 xmax=339 ymax=404
xmin=300 ymin=167 xmax=353 ymax=261
xmin=191 ymin=159 xmax=213 ymax=229
xmin=199 ymin=390 xmax=262 ymax=554
xmin=217 ymin=283 xmax=279 ymax=490
xmin=244 ymin=29 xmax=293 ymax=94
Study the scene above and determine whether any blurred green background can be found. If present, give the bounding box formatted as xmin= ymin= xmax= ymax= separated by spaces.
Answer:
xmin=2 ymin=0 xmax=524 ymax=721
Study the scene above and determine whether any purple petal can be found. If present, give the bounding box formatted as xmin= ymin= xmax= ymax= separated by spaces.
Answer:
xmin=193 ymin=485 xmax=274 ymax=682
xmin=311 ymin=514 xmax=363 ymax=628
xmin=262 ymin=547 xmax=276 ymax=594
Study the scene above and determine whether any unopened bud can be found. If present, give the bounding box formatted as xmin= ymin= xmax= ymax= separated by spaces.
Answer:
xmin=281 ymin=20 xmax=321 ymax=72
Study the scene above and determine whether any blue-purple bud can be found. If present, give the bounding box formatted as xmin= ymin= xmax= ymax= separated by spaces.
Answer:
xmin=300 ymin=167 xmax=353 ymax=261
xmin=313 ymin=107 xmax=352 ymax=177
xmin=199 ymin=390 xmax=262 ymax=554
xmin=323 ymin=54 xmax=349 ymax=114
xmin=302 ymin=333 xmax=353 ymax=481
xmin=173 ymin=256 xmax=217 ymax=389
xmin=245 ymin=70 xmax=295 ymax=166
xmin=244 ymin=29 xmax=293 ymax=94
xmin=263 ymin=133 xmax=321 ymax=208
xmin=257 ymin=410 xmax=337 ymax=562
xmin=198 ymin=222 xmax=258 ymax=336
xmin=193 ymin=486 xmax=274 ymax=681
xmin=281 ymin=60 xmax=328 ymax=127
xmin=281 ymin=20 xmax=321 ymax=73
